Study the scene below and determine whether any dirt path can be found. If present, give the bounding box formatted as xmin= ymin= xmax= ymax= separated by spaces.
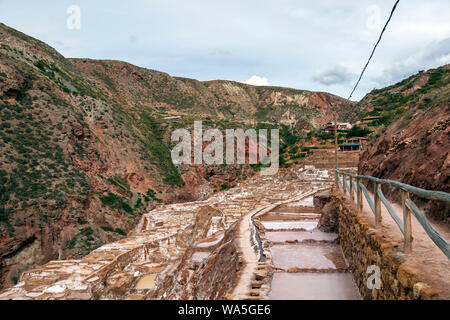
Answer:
xmin=340 ymin=189 xmax=450 ymax=298
xmin=229 ymin=205 xmax=273 ymax=300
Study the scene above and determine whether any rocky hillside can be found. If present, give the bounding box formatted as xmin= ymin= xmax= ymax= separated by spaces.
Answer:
xmin=70 ymin=58 xmax=351 ymax=131
xmin=358 ymin=65 xmax=450 ymax=223
xmin=0 ymin=23 xmax=352 ymax=289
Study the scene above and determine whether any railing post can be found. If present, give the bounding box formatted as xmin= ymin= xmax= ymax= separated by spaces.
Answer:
xmin=357 ymin=177 xmax=362 ymax=212
xmin=374 ymin=183 xmax=382 ymax=227
xmin=349 ymin=176 xmax=354 ymax=201
xmin=335 ymin=171 xmax=339 ymax=189
xmin=402 ymin=190 xmax=413 ymax=253
xmin=336 ymin=171 xmax=339 ymax=190
xmin=343 ymin=175 xmax=347 ymax=194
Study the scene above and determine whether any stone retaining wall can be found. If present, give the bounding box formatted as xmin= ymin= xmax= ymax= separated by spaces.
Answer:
xmin=332 ymin=192 xmax=441 ymax=300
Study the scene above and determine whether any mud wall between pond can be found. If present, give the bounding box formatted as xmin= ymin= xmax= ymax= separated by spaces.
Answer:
xmin=332 ymin=192 xmax=441 ymax=300
xmin=147 ymin=223 xmax=241 ymax=300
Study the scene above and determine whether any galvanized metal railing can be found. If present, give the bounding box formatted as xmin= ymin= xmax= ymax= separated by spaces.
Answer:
xmin=336 ymin=170 xmax=450 ymax=259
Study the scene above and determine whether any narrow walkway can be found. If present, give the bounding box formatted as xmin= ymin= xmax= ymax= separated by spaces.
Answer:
xmin=340 ymin=188 xmax=450 ymax=299
xmin=229 ymin=190 xmax=322 ymax=299
xmin=230 ymin=205 xmax=271 ymax=300
xmin=263 ymin=196 xmax=361 ymax=300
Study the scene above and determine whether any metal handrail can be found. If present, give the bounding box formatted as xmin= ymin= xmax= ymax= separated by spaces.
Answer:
xmin=336 ymin=170 xmax=450 ymax=259
xmin=336 ymin=170 xmax=450 ymax=203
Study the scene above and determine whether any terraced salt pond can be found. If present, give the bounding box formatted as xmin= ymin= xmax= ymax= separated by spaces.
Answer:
xmin=262 ymin=203 xmax=361 ymax=300
xmin=266 ymin=230 xmax=338 ymax=243
xmin=270 ymin=273 xmax=361 ymax=300
xmin=135 ymin=274 xmax=157 ymax=290
xmin=261 ymin=220 xmax=318 ymax=231
xmin=270 ymin=243 xmax=348 ymax=270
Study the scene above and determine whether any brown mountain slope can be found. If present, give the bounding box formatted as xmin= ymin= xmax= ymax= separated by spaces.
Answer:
xmin=70 ymin=58 xmax=352 ymax=130
xmin=358 ymin=65 xmax=450 ymax=223
xmin=0 ymin=23 xmax=186 ymax=288
xmin=0 ymin=23 xmax=353 ymax=289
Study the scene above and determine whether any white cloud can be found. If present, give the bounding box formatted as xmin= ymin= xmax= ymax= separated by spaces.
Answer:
xmin=1 ymin=0 xmax=449 ymax=101
xmin=244 ymin=75 xmax=270 ymax=86
xmin=313 ymin=65 xmax=355 ymax=86
xmin=437 ymin=53 xmax=450 ymax=65
xmin=209 ymin=48 xmax=232 ymax=57
xmin=285 ymin=8 xmax=312 ymax=19
xmin=370 ymin=37 xmax=450 ymax=87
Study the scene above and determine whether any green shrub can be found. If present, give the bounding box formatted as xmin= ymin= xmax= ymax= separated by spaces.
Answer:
xmin=100 ymin=192 xmax=134 ymax=214
xmin=101 ymin=226 xmax=114 ymax=232
xmin=280 ymin=125 xmax=297 ymax=146
xmin=101 ymin=225 xmax=126 ymax=236
xmin=146 ymin=189 xmax=162 ymax=202
xmin=100 ymin=193 xmax=121 ymax=206
xmin=138 ymin=113 xmax=184 ymax=187
xmin=289 ymin=146 xmax=299 ymax=154
xmin=81 ymin=227 xmax=93 ymax=237
xmin=134 ymin=197 xmax=143 ymax=209
xmin=0 ymin=208 xmax=9 ymax=222
xmin=34 ymin=60 xmax=48 ymax=72
xmin=114 ymin=228 xmax=126 ymax=236
xmin=317 ymin=132 xmax=334 ymax=140
xmin=251 ymin=163 xmax=265 ymax=172
xmin=121 ymin=202 xmax=133 ymax=214
xmin=107 ymin=175 xmax=131 ymax=194
xmin=372 ymin=115 xmax=392 ymax=127
xmin=346 ymin=126 xmax=372 ymax=138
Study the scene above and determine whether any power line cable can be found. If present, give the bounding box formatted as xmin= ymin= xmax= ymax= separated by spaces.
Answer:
xmin=348 ymin=0 xmax=400 ymax=100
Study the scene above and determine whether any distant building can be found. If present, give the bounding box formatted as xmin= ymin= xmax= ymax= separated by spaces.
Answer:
xmin=338 ymin=137 xmax=368 ymax=151
xmin=324 ymin=122 xmax=353 ymax=132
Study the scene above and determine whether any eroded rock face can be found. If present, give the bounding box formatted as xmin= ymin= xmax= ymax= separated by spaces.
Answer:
xmin=358 ymin=94 xmax=450 ymax=223
xmin=103 ymin=272 xmax=133 ymax=300
xmin=0 ymin=21 xmax=357 ymax=290
xmin=193 ymin=206 xmax=224 ymax=239
xmin=148 ymin=226 xmax=239 ymax=300
xmin=314 ymin=189 xmax=339 ymax=233
xmin=317 ymin=202 xmax=339 ymax=233
xmin=313 ymin=190 xmax=331 ymax=210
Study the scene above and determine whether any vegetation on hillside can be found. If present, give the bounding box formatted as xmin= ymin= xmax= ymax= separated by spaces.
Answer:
xmin=0 ymin=21 xmax=448 ymax=289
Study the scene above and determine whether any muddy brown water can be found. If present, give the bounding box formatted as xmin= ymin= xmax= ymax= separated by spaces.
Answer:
xmin=135 ymin=274 xmax=157 ymax=290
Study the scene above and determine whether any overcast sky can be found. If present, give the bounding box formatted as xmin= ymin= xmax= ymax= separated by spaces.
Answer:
xmin=1 ymin=0 xmax=449 ymax=100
